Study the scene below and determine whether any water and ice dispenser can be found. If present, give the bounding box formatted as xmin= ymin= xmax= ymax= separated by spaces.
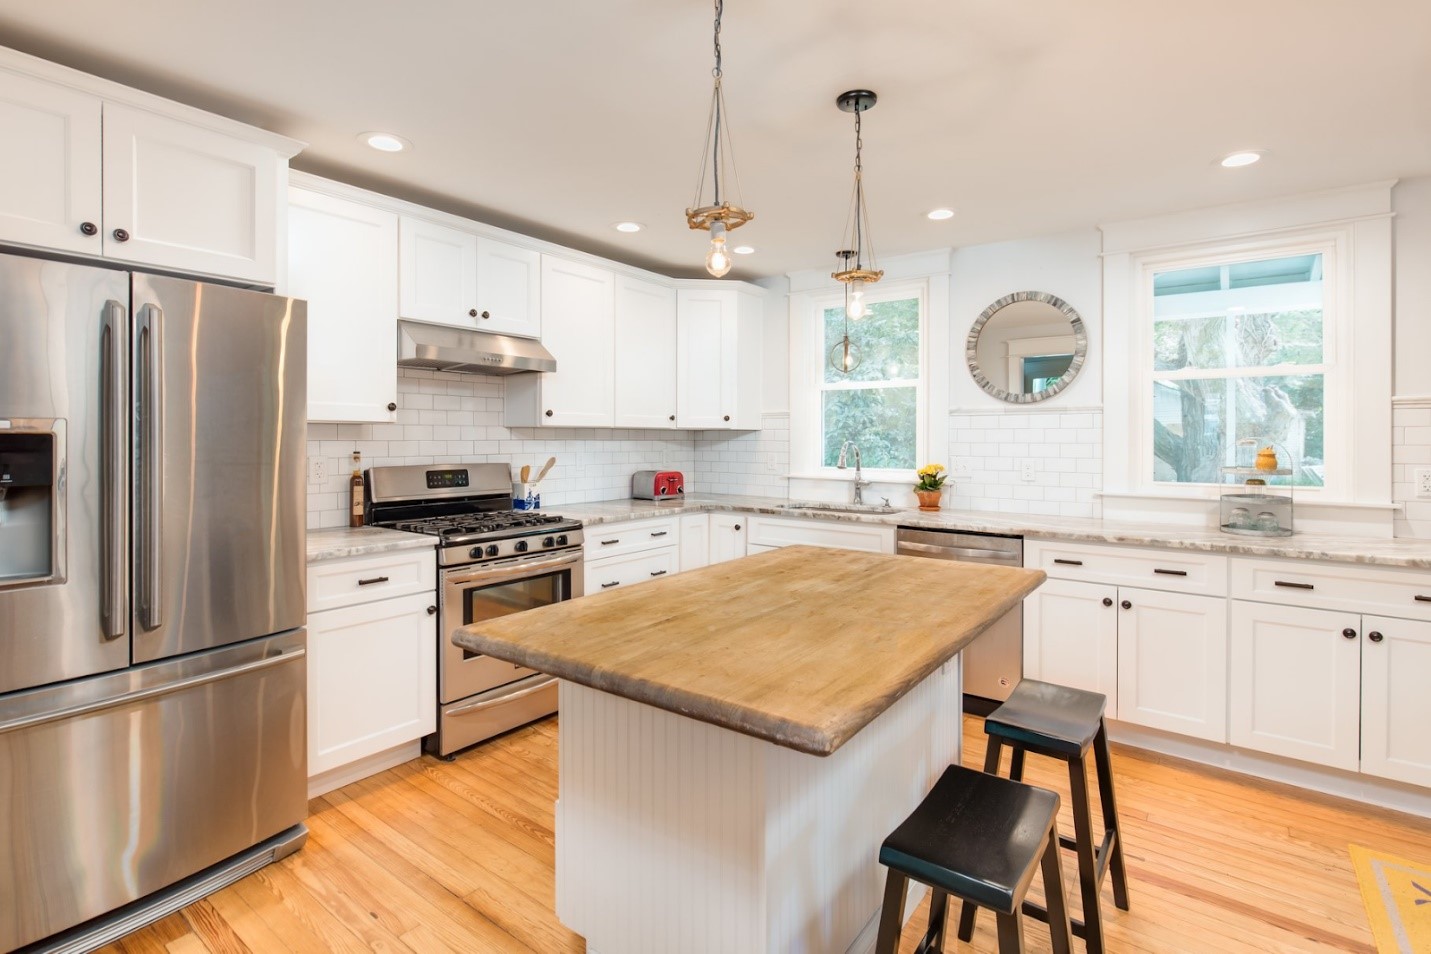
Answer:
xmin=0 ymin=429 xmax=59 ymax=586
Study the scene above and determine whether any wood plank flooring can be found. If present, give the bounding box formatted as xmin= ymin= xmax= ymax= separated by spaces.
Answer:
xmin=95 ymin=715 xmax=1431 ymax=953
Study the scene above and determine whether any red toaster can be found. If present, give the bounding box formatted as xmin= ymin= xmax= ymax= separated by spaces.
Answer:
xmin=632 ymin=470 xmax=685 ymax=500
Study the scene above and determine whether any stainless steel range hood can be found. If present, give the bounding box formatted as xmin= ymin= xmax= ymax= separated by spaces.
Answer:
xmin=397 ymin=319 xmax=556 ymax=375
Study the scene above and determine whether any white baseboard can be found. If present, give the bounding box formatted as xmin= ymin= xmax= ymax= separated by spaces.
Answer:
xmin=307 ymin=741 xmax=421 ymax=799
xmin=1107 ymin=720 xmax=1431 ymax=818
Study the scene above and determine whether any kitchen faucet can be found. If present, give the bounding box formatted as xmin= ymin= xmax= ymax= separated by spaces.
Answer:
xmin=836 ymin=441 xmax=872 ymax=504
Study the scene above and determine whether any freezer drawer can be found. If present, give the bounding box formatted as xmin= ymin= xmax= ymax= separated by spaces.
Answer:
xmin=0 ymin=630 xmax=307 ymax=952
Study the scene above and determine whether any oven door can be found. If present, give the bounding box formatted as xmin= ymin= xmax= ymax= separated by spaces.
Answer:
xmin=439 ymin=549 xmax=582 ymax=704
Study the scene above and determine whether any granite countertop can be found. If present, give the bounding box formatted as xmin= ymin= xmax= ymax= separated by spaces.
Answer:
xmin=307 ymin=526 xmax=436 ymax=563
xmin=546 ymin=493 xmax=1431 ymax=569
xmin=454 ymin=546 xmax=1044 ymax=756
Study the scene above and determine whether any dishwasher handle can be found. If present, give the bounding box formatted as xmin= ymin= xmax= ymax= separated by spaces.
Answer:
xmin=897 ymin=540 xmax=1022 ymax=563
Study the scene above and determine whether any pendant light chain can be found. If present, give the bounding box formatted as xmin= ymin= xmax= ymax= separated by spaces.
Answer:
xmin=853 ymin=106 xmax=864 ymax=270
xmin=685 ymin=0 xmax=752 ymax=274
xmin=711 ymin=0 xmax=723 ymax=205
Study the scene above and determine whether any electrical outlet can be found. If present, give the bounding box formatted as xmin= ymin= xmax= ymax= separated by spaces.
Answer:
xmin=767 ymin=452 xmax=779 ymax=473
xmin=307 ymin=456 xmax=327 ymax=483
xmin=952 ymin=461 xmax=972 ymax=479
xmin=1417 ymin=468 xmax=1431 ymax=498
xmin=1020 ymin=461 xmax=1037 ymax=482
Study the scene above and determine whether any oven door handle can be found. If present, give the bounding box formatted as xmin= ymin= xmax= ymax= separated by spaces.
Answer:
xmin=446 ymin=676 xmax=559 ymax=716
xmin=443 ymin=551 xmax=582 ymax=587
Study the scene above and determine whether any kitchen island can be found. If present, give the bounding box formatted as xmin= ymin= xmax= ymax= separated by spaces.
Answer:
xmin=455 ymin=545 xmax=1044 ymax=953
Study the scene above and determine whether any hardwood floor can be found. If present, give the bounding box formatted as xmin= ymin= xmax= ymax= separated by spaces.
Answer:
xmin=96 ymin=715 xmax=1430 ymax=953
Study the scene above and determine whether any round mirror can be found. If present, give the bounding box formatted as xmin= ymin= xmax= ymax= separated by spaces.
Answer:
xmin=966 ymin=291 xmax=1087 ymax=404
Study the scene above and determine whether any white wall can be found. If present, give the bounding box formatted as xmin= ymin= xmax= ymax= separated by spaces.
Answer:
xmin=1394 ymin=176 xmax=1431 ymax=397
xmin=756 ymin=275 xmax=790 ymax=413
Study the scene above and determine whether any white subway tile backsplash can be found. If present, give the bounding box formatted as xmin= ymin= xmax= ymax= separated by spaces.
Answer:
xmin=948 ymin=408 xmax=1103 ymax=517
xmin=1394 ymin=404 xmax=1431 ymax=538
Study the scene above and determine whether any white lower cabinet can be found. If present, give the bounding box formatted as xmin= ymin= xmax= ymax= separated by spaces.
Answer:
xmin=307 ymin=590 xmax=437 ymax=777
xmin=1023 ymin=578 xmax=1119 ymax=708
xmin=1230 ymin=602 xmax=1431 ymax=785
xmin=679 ymin=513 xmax=710 ymax=572
xmin=585 ymin=548 xmax=680 ymax=595
xmin=1116 ymin=587 xmax=1227 ymax=742
xmin=708 ymin=513 xmax=748 ymax=564
xmin=744 ymin=515 xmax=895 ymax=554
xmin=582 ymin=516 xmax=681 ymax=596
xmin=305 ymin=549 xmax=437 ymax=789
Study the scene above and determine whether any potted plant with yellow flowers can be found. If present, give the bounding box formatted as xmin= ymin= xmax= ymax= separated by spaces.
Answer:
xmin=914 ymin=464 xmax=947 ymax=511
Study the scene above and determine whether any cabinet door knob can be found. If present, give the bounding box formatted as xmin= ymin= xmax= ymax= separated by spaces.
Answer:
xmin=669 ymin=414 xmax=676 ymax=422
xmin=1368 ymin=630 xmax=1384 ymax=643
xmin=387 ymin=401 xmax=397 ymax=412
xmin=723 ymin=415 xmax=731 ymax=422
xmin=80 ymin=221 xmax=98 ymax=236
xmin=1102 ymin=597 xmax=1113 ymax=607
xmin=734 ymin=524 xmax=741 ymax=531
xmin=112 ymin=227 xmax=130 ymax=242
xmin=1120 ymin=599 xmax=1132 ymax=610
xmin=469 ymin=308 xmax=478 ymax=317
xmin=545 ymin=409 xmax=554 ymax=417
xmin=481 ymin=310 xmax=490 ymax=319
xmin=427 ymin=605 xmax=437 ymax=616
xmin=1342 ymin=627 xmax=1358 ymax=640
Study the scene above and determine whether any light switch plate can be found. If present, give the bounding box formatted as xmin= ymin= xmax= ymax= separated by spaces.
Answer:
xmin=1020 ymin=461 xmax=1037 ymax=482
xmin=1417 ymin=468 xmax=1431 ymax=497
xmin=952 ymin=461 xmax=972 ymax=479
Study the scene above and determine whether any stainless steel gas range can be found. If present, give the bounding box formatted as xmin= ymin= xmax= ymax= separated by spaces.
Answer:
xmin=365 ymin=463 xmax=582 ymax=757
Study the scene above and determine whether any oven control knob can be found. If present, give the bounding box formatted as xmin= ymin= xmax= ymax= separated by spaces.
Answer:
xmin=515 ymin=540 xmax=529 ymax=553
xmin=556 ymin=534 xmax=568 ymax=546
xmin=543 ymin=536 xmax=555 ymax=548
xmin=485 ymin=544 xmax=500 ymax=558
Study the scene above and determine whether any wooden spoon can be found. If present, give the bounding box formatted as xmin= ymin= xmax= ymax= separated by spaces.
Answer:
xmin=533 ymin=457 xmax=557 ymax=484
xmin=520 ymin=464 xmax=531 ymax=483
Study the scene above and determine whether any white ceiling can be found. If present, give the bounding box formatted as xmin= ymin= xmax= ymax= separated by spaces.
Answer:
xmin=4 ymin=0 xmax=1429 ymax=280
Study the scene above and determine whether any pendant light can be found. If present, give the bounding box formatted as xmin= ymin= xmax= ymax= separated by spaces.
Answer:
xmin=829 ymin=89 xmax=883 ymax=374
xmin=686 ymin=0 xmax=753 ymax=277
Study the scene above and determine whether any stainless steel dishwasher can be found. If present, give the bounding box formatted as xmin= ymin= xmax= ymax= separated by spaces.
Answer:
xmin=897 ymin=527 xmax=1024 ymax=710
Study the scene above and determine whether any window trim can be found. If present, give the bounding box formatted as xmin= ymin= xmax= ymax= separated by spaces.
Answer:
xmin=1131 ymin=233 xmax=1348 ymax=497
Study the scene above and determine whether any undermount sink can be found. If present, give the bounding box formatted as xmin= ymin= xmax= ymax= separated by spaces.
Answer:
xmin=776 ymin=501 xmax=901 ymax=515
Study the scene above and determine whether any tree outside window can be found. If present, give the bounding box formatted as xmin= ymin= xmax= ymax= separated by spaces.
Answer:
xmin=820 ymin=295 xmax=921 ymax=469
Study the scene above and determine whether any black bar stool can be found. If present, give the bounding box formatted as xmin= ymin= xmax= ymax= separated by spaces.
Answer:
xmin=958 ymin=679 xmax=1131 ymax=954
xmin=874 ymin=763 xmax=1073 ymax=954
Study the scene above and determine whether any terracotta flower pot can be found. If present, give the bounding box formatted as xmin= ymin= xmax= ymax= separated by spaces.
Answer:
xmin=915 ymin=489 xmax=942 ymax=512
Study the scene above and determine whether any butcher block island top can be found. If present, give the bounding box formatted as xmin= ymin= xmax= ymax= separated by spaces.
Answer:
xmin=453 ymin=544 xmax=1045 ymax=755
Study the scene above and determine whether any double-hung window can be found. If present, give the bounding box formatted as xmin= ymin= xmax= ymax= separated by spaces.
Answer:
xmin=1146 ymin=245 xmax=1337 ymax=488
xmin=816 ymin=285 xmax=925 ymax=470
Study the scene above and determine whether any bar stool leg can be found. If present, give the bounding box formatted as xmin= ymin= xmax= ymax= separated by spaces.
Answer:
xmin=1040 ymin=820 xmax=1074 ymax=954
xmin=995 ymin=911 xmax=1026 ymax=953
xmin=923 ymin=889 xmax=949 ymax=951
xmin=874 ymin=869 xmax=909 ymax=954
xmin=1093 ymin=724 xmax=1131 ymax=911
xmin=1009 ymin=745 xmax=1026 ymax=782
xmin=1067 ymin=755 xmax=1107 ymax=954
xmin=957 ymin=736 xmax=1006 ymax=942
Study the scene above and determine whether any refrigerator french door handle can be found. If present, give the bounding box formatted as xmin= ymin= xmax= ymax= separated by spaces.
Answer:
xmin=138 ymin=303 xmax=164 ymax=631
xmin=100 ymin=300 xmax=127 ymax=639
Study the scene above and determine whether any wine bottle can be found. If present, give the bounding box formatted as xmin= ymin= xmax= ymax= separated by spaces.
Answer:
xmin=349 ymin=451 xmax=364 ymax=527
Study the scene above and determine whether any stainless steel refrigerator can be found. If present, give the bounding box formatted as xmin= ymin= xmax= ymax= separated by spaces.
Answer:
xmin=0 ymin=252 xmax=309 ymax=952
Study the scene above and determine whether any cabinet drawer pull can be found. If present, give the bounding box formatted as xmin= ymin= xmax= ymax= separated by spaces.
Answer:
xmin=1274 ymin=581 xmax=1314 ymax=590
xmin=601 ymin=538 xmax=620 ymax=546
xmin=650 ymin=531 xmax=668 ymax=537
xmin=1153 ymin=568 xmax=1188 ymax=577
xmin=1053 ymin=558 xmax=1083 ymax=566
xmin=600 ymin=581 xmax=620 ymax=589
xmin=649 ymin=570 xmax=668 ymax=577
xmin=1416 ymin=595 xmax=1431 ymax=603
xmin=357 ymin=576 xmax=390 ymax=586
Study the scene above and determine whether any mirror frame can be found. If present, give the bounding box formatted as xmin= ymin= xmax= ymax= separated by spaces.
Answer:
xmin=965 ymin=291 xmax=1087 ymax=404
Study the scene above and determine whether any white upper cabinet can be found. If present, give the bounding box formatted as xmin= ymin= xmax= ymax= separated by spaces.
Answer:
xmin=398 ymin=216 xmax=478 ymax=325
xmin=676 ymin=287 xmax=762 ymax=430
xmin=0 ymin=69 xmax=102 ymax=254
xmin=614 ymin=275 xmax=678 ymax=428
xmin=287 ymin=186 xmax=399 ymax=423
xmin=475 ymin=237 xmax=541 ymax=338
xmin=505 ymin=256 xmax=614 ymax=427
xmin=0 ymin=52 xmax=297 ymax=284
xmin=398 ymin=217 xmax=541 ymax=338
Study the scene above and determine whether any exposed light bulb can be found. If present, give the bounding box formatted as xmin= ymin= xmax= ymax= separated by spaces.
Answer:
xmin=847 ymin=288 xmax=866 ymax=320
xmin=706 ymin=221 xmax=733 ymax=277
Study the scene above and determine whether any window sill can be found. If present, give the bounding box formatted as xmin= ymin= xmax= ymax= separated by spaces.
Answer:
xmin=1097 ymin=490 xmax=1400 ymax=512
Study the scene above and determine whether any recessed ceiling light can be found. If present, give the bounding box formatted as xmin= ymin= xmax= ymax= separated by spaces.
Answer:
xmin=361 ymin=132 xmax=410 ymax=153
xmin=1220 ymin=151 xmax=1262 ymax=168
xmin=613 ymin=221 xmax=643 ymax=233
xmin=926 ymin=208 xmax=956 ymax=221
xmin=732 ymin=245 xmax=755 ymax=255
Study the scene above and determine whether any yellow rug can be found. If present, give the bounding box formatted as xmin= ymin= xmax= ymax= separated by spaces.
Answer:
xmin=1350 ymin=844 xmax=1431 ymax=953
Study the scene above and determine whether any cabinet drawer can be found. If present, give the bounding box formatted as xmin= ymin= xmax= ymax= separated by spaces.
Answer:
xmin=307 ymin=549 xmax=436 ymax=613
xmin=1230 ymin=557 xmax=1431 ymax=620
xmin=745 ymin=516 xmax=895 ymax=554
xmin=1027 ymin=539 xmax=1226 ymax=596
xmin=584 ymin=516 xmax=681 ymax=560
xmin=584 ymin=547 xmax=680 ymax=595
